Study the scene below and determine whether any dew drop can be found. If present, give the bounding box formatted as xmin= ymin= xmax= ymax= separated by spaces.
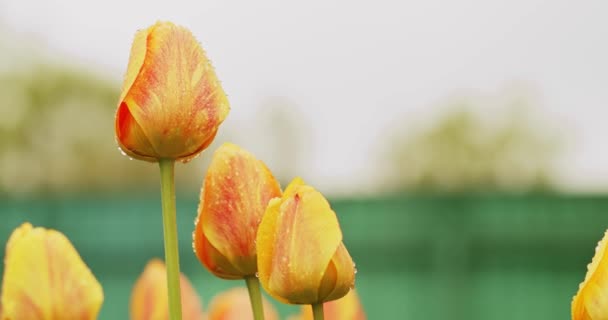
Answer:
xmin=117 ymin=147 xmax=128 ymax=157
xmin=255 ymin=272 xmax=259 ymax=278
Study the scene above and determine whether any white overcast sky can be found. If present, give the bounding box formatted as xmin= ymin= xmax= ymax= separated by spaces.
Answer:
xmin=1 ymin=0 xmax=607 ymax=194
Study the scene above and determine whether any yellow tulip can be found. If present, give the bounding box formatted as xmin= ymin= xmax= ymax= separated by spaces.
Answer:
xmin=290 ymin=290 xmax=366 ymax=320
xmin=256 ymin=178 xmax=356 ymax=305
xmin=573 ymin=230 xmax=608 ymax=320
xmin=193 ymin=143 xmax=281 ymax=279
xmin=0 ymin=223 xmax=103 ymax=320
xmin=130 ymin=259 xmax=204 ymax=320
xmin=206 ymin=287 xmax=278 ymax=320
xmin=115 ymin=21 xmax=229 ymax=162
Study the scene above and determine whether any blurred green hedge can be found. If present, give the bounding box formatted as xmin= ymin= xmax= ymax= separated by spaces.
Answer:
xmin=0 ymin=194 xmax=605 ymax=319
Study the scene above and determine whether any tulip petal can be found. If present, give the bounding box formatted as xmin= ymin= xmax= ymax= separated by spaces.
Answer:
xmin=207 ymin=287 xmax=278 ymax=320
xmin=256 ymin=197 xmax=282 ymax=299
xmin=198 ymin=143 xmax=281 ymax=277
xmin=322 ymin=243 xmax=355 ymax=302
xmin=193 ymin=214 xmax=242 ymax=280
xmin=573 ymin=230 xmax=608 ymax=320
xmin=118 ymin=21 xmax=229 ymax=161
xmin=116 ymin=102 xmax=158 ymax=161
xmin=130 ymin=259 xmax=204 ymax=320
xmin=269 ymin=183 xmax=342 ymax=303
xmin=1 ymin=223 xmax=103 ymax=320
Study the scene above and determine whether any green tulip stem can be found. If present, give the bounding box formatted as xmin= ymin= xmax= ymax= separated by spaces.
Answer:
xmin=159 ymin=159 xmax=182 ymax=320
xmin=312 ymin=303 xmax=325 ymax=320
xmin=245 ymin=276 xmax=266 ymax=320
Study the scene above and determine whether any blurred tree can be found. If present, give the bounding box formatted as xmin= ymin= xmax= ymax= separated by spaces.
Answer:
xmin=255 ymin=97 xmax=309 ymax=186
xmin=0 ymin=62 xmax=217 ymax=195
xmin=385 ymin=97 xmax=560 ymax=193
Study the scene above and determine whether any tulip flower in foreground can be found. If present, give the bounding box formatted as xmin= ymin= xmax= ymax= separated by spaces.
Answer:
xmin=207 ymin=287 xmax=278 ymax=320
xmin=193 ymin=143 xmax=281 ymax=320
xmin=0 ymin=223 xmax=103 ymax=320
xmin=116 ymin=20 xmax=230 ymax=320
xmin=289 ymin=290 xmax=366 ymax=320
xmin=115 ymin=21 xmax=229 ymax=163
xmin=130 ymin=259 xmax=204 ymax=320
xmin=193 ymin=143 xmax=281 ymax=279
xmin=572 ymin=230 xmax=608 ymax=319
xmin=256 ymin=178 xmax=356 ymax=319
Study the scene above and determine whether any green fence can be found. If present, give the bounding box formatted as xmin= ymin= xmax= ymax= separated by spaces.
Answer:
xmin=0 ymin=193 xmax=606 ymax=319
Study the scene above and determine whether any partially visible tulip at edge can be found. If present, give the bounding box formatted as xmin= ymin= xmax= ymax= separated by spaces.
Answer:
xmin=115 ymin=21 xmax=230 ymax=162
xmin=289 ymin=290 xmax=366 ymax=320
xmin=193 ymin=143 xmax=281 ymax=279
xmin=0 ymin=222 xmax=104 ymax=320
xmin=130 ymin=259 xmax=204 ymax=320
xmin=207 ymin=287 xmax=278 ymax=320
xmin=256 ymin=177 xmax=356 ymax=305
xmin=572 ymin=229 xmax=608 ymax=320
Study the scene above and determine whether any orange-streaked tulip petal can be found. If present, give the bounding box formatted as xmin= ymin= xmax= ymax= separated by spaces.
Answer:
xmin=194 ymin=143 xmax=281 ymax=278
xmin=256 ymin=197 xmax=282 ymax=300
xmin=207 ymin=287 xmax=278 ymax=320
xmin=1 ymin=223 xmax=103 ymax=320
xmin=573 ymin=230 xmax=608 ymax=320
xmin=292 ymin=290 xmax=366 ymax=320
xmin=193 ymin=215 xmax=242 ymax=280
xmin=130 ymin=259 xmax=204 ymax=320
xmin=116 ymin=21 xmax=229 ymax=162
xmin=257 ymin=178 xmax=355 ymax=304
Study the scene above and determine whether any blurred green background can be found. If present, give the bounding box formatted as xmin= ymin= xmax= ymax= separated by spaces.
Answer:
xmin=0 ymin=193 xmax=605 ymax=319
xmin=1 ymin=2 xmax=608 ymax=319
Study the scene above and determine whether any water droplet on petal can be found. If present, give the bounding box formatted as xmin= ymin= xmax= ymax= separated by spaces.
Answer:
xmin=255 ymin=272 xmax=259 ymax=278
xmin=117 ymin=147 xmax=128 ymax=157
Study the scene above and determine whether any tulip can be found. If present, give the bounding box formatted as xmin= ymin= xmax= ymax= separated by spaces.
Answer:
xmin=572 ymin=230 xmax=608 ymax=319
xmin=256 ymin=178 xmax=356 ymax=307
xmin=207 ymin=287 xmax=278 ymax=320
xmin=290 ymin=290 xmax=366 ymax=320
xmin=130 ymin=259 xmax=204 ymax=320
xmin=193 ymin=142 xmax=281 ymax=279
xmin=116 ymin=20 xmax=230 ymax=320
xmin=115 ymin=21 xmax=229 ymax=163
xmin=0 ymin=223 xmax=103 ymax=320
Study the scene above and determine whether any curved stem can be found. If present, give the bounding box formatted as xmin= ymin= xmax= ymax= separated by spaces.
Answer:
xmin=245 ymin=276 xmax=265 ymax=320
xmin=159 ymin=159 xmax=182 ymax=320
xmin=311 ymin=303 xmax=325 ymax=320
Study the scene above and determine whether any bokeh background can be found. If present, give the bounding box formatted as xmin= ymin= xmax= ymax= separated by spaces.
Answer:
xmin=1 ymin=0 xmax=607 ymax=319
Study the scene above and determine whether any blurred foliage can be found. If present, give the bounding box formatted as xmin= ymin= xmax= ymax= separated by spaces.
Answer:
xmin=0 ymin=63 xmax=220 ymax=195
xmin=0 ymin=58 xmax=308 ymax=195
xmin=386 ymin=98 xmax=561 ymax=193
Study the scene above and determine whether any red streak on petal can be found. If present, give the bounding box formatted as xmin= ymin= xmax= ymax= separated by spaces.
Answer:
xmin=117 ymin=102 xmax=133 ymax=141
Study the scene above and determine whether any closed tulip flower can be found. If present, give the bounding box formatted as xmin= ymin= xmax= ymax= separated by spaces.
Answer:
xmin=115 ymin=21 xmax=229 ymax=162
xmin=256 ymin=178 xmax=356 ymax=307
xmin=130 ymin=259 xmax=204 ymax=320
xmin=573 ymin=230 xmax=608 ymax=319
xmin=290 ymin=290 xmax=366 ymax=320
xmin=1 ymin=223 xmax=103 ymax=320
xmin=207 ymin=287 xmax=278 ymax=320
xmin=193 ymin=143 xmax=281 ymax=279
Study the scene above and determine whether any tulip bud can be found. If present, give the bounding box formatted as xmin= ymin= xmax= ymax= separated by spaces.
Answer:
xmin=256 ymin=178 xmax=356 ymax=305
xmin=290 ymin=290 xmax=366 ymax=320
xmin=130 ymin=259 xmax=204 ymax=320
xmin=115 ymin=21 xmax=229 ymax=162
xmin=1 ymin=223 xmax=103 ymax=320
xmin=207 ymin=287 xmax=278 ymax=320
xmin=573 ymin=230 xmax=608 ymax=319
xmin=193 ymin=143 xmax=281 ymax=279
